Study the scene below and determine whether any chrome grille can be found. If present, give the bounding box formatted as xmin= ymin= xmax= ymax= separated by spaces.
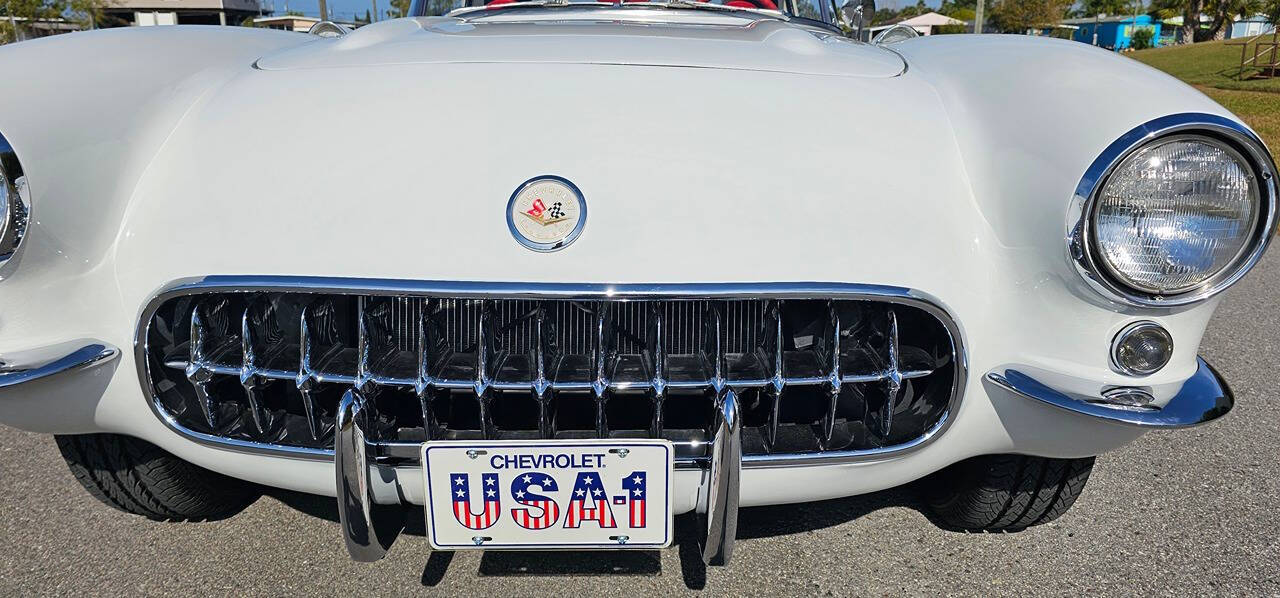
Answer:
xmin=139 ymin=279 xmax=962 ymax=465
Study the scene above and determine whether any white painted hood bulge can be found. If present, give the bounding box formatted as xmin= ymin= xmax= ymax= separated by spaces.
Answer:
xmin=255 ymin=15 xmax=906 ymax=76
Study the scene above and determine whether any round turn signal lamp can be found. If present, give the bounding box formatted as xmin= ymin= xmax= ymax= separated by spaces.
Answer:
xmin=1111 ymin=321 xmax=1173 ymax=377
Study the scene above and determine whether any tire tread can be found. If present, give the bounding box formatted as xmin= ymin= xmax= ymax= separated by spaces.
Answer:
xmin=55 ymin=434 xmax=258 ymax=521
xmin=926 ymin=454 xmax=1095 ymax=532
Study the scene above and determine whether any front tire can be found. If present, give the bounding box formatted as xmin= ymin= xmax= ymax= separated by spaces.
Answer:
xmin=924 ymin=454 xmax=1095 ymax=532
xmin=55 ymin=433 xmax=259 ymax=521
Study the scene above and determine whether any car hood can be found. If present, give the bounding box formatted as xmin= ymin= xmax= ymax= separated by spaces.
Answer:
xmin=254 ymin=13 xmax=906 ymax=78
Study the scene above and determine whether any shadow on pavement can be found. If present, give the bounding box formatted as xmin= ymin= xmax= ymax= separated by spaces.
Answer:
xmin=266 ymin=484 xmax=930 ymax=590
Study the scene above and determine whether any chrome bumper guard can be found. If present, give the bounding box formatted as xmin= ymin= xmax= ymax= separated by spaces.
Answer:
xmin=988 ymin=356 xmax=1233 ymax=428
xmin=336 ymin=387 xmax=744 ymax=565
xmin=0 ymin=340 xmax=119 ymax=392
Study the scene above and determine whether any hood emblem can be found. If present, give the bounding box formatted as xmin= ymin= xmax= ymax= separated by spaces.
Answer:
xmin=507 ymin=175 xmax=586 ymax=252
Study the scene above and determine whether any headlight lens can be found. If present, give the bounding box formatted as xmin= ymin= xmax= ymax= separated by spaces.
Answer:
xmin=0 ymin=130 xmax=28 ymax=268
xmin=1092 ymin=135 xmax=1260 ymax=295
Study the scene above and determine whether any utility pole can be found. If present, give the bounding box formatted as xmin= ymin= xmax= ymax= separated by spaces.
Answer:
xmin=371 ymin=0 xmax=377 ymax=21
xmin=318 ymin=0 xmax=328 ymax=21
xmin=973 ymin=0 xmax=983 ymax=33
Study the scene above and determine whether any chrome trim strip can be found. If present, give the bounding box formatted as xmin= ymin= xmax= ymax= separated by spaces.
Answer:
xmin=0 ymin=340 xmax=119 ymax=390
xmin=987 ymin=356 xmax=1233 ymax=428
xmin=336 ymin=389 xmax=404 ymax=561
xmin=0 ymin=130 xmax=31 ymax=277
xmin=135 ymin=277 xmax=968 ymax=468
xmin=1067 ymin=113 xmax=1278 ymax=308
xmin=700 ymin=388 xmax=740 ymax=566
xmin=307 ymin=20 xmax=351 ymax=37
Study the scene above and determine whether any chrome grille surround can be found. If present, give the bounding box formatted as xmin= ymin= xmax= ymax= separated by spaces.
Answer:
xmin=136 ymin=277 xmax=967 ymax=468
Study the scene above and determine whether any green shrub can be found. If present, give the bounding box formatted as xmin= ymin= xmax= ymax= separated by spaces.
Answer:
xmin=934 ymin=24 xmax=969 ymax=34
xmin=1131 ymin=27 xmax=1155 ymax=50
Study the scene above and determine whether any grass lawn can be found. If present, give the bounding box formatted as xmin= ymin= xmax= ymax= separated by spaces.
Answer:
xmin=1131 ymin=39 xmax=1280 ymax=94
xmin=1131 ymin=40 xmax=1280 ymax=149
xmin=1197 ymin=87 xmax=1280 ymax=149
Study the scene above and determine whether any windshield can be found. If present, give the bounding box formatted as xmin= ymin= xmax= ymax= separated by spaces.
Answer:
xmin=410 ymin=0 xmax=845 ymax=29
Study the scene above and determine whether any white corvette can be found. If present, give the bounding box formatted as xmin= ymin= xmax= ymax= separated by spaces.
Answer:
xmin=0 ymin=0 xmax=1273 ymax=566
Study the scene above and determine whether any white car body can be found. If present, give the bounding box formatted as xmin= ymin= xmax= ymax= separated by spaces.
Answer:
xmin=0 ymin=6 xmax=1270 ymax=564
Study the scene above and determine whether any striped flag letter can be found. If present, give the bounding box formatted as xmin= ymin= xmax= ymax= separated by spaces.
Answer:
xmin=562 ymin=472 xmax=616 ymax=529
xmin=450 ymin=473 xmax=501 ymax=530
xmin=621 ymin=471 xmax=647 ymax=528
xmin=510 ymin=472 xmax=561 ymax=530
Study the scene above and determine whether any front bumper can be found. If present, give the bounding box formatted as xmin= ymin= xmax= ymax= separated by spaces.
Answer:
xmin=988 ymin=357 xmax=1232 ymax=429
xmin=0 ymin=339 xmax=1236 ymax=564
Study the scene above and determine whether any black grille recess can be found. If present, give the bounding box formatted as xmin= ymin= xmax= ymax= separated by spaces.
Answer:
xmin=143 ymin=290 xmax=959 ymax=463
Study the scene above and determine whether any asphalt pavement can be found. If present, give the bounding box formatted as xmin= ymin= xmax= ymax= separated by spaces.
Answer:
xmin=2 ymin=256 xmax=1279 ymax=596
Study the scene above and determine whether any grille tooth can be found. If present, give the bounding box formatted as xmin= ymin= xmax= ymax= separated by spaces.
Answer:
xmin=765 ymin=300 xmax=784 ymax=449
xmin=819 ymin=301 xmax=841 ymax=449
xmin=239 ymin=301 xmax=270 ymax=436
xmin=146 ymin=290 xmax=959 ymax=461
xmin=591 ymin=301 xmax=611 ymax=438
xmin=184 ymin=302 xmax=218 ymax=430
xmin=476 ymin=300 xmax=494 ymax=439
xmin=648 ymin=302 xmax=666 ymax=438
xmin=533 ymin=302 xmax=553 ymax=439
xmin=297 ymin=303 xmax=323 ymax=442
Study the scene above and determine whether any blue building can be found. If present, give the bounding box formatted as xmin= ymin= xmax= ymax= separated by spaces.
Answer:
xmin=1228 ymin=15 xmax=1276 ymax=39
xmin=1063 ymin=15 xmax=1162 ymax=50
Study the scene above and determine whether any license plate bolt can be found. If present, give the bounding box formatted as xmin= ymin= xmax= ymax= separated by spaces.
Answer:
xmin=472 ymin=536 xmax=491 ymax=545
xmin=610 ymin=448 xmax=630 ymax=458
xmin=610 ymin=535 xmax=630 ymax=545
xmin=466 ymin=449 xmax=487 ymax=460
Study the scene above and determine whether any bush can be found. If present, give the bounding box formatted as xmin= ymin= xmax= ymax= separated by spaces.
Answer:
xmin=934 ymin=24 xmax=970 ymax=34
xmin=1131 ymin=27 xmax=1155 ymax=50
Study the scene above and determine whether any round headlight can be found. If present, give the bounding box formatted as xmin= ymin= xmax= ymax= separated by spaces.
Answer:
xmin=1072 ymin=114 xmax=1277 ymax=307
xmin=1094 ymin=135 xmax=1259 ymax=294
xmin=0 ymin=130 xmax=28 ymax=268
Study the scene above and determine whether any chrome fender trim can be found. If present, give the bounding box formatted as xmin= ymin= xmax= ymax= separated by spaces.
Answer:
xmin=987 ymin=357 xmax=1233 ymax=429
xmin=0 ymin=340 xmax=118 ymax=392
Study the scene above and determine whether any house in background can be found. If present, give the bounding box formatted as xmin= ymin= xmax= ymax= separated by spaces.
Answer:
xmin=1228 ymin=15 xmax=1276 ymax=39
xmin=253 ymin=15 xmax=362 ymax=31
xmin=866 ymin=12 xmax=966 ymax=37
xmin=102 ymin=0 xmax=264 ymax=26
xmin=1063 ymin=14 xmax=1161 ymax=50
xmin=7 ymin=17 xmax=83 ymax=40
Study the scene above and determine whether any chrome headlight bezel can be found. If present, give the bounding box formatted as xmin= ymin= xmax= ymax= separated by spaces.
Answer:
xmin=1068 ymin=113 xmax=1278 ymax=308
xmin=0 ymin=130 xmax=30 ymax=272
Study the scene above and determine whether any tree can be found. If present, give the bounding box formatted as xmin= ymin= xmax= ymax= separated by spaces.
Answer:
xmin=1180 ymin=0 xmax=1204 ymax=43
xmin=1079 ymin=0 xmax=1130 ymax=15
xmin=3 ymin=0 xmax=114 ymax=42
xmin=989 ymin=0 xmax=1073 ymax=31
xmin=1146 ymin=0 xmax=1184 ymax=19
xmin=1202 ymin=0 xmax=1263 ymax=40
xmin=386 ymin=0 xmax=409 ymax=18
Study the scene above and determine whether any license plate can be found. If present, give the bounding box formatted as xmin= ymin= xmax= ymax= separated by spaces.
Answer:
xmin=422 ymin=440 xmax=673 ymax=550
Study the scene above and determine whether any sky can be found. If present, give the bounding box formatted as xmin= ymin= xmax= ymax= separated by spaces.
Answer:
xmin=273 ymin=0 xmax=944 ymax=22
